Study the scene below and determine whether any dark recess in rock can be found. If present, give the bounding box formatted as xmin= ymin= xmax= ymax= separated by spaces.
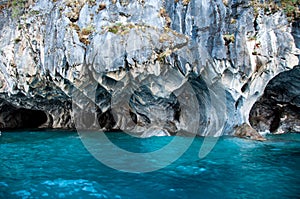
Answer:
xmin=0 ymin=100 xmax=48 ymax=129
xmin=250 ymin=66 xmax=300 ymax=133
xmin=129 ymin=85 xmax=180 ymax=128
xmin=97 ymin=108 xmax=116 ymax=130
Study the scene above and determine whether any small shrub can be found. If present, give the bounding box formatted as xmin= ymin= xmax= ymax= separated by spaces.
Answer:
xmin=11 ymin=0 xmax=26 ymax=19
xmin=81 ymin=24 xmax=95 ymax=35
xmin=79 ymin=24 xmax=95 ymax=45
xmin=248 ymin=35 xmax=257 ymax=41
xmin=104 ymin=23 xmax=134 ymax=35
xmin=251 ymin=0 xmax=300 ymax=22
xmin=14 ymin=38 xmax=21 ymax=44
xmin=108 ymin=26 xmax=118 ymax=34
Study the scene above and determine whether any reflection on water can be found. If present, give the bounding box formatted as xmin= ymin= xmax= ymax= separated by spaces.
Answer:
xmin=0 ymin=131 xmax=299 ymax=198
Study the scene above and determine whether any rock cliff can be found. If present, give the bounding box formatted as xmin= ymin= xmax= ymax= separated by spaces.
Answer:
xmin=250 ymin=66 xmax=300 ymax=134
xmin=0 ymin=0 xmax=299 ymax=136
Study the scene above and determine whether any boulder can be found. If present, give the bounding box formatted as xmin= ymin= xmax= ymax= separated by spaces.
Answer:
xmin=234 ymin=123 xmax=266 ymax=141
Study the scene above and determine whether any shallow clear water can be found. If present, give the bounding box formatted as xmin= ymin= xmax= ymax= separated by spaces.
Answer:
xmin=0 ymin=131 xmax=299 ymax=199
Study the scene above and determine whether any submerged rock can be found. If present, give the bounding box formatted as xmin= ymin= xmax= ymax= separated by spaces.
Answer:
xmin=234 ymin=123 xmax=266 ymax=141
xmin=0 ymin=0 xmax=299 ymax=137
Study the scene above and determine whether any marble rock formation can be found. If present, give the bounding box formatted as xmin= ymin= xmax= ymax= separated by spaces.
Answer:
xmin=0 ymin=0 xmax=299 ymax=136
xmin=250 ymin=66 xmax=300 ymax=134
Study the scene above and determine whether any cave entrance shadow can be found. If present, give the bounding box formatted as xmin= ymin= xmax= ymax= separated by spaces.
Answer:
xmin=0 ymin=102 xmax=48 ymax=130
xmin=249 ymin=65 xmax=300 ymax=133
xmin=17 ymin=108 xmax=48 ymax=129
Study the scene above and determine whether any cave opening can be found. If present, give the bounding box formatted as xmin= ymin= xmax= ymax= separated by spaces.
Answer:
xmin=17 ymin=108 xmax=48 ymax=129
xmin=249 ymin=66 xmax=300 ymax=133
xmin=0 ymin=102 xmax=48 ymax=130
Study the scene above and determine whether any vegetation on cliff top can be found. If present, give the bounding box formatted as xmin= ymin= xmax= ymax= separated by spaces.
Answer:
xmin=251 ymin=0 xmax=300 ymax=22
xmin=1 ymin=0 xmax=300 ymax=22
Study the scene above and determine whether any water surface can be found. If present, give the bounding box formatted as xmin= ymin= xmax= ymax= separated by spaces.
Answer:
xmin=0 ymin=131 xmax=299 ymax=198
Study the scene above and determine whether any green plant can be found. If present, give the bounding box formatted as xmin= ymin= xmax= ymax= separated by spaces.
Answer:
xmin=251 ymin=0 xmax=300 ymax=22
xmin=81 ymin=24 xmax=95 ymax=35
xmin=104 ymin=23 xmax=134 ymax=35
xmin=11 ymin=0 xmax=26 ymax=19
xmin=28 ymin=10 xmax=39 ymax=16
xmin=79 ymin=24 xmax=95 ymax=45
xmin=285 ymin=4 xmax=296 ymax=16
xmin=248 ymin=35 xmax=257 ymax=41
xmin=108 ymin=26 xmax=118 ymax=34
xmin=14 ymin=38 xmax=21 ymax=43
xmin=252 ymin=50 xmax=258 ymax=55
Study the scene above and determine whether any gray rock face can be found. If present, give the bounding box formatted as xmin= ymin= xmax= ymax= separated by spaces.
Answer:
xmin=0 ymin=0 xmax=299 ymax=136
xmin=250 ymin=66 xmax=300 ymax=134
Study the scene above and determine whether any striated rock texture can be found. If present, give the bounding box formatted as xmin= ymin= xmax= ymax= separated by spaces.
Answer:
xmin=250 ymin=66 xmax=300 ymax=134
xmin=0 ymin=0 xmax=299 ymax=136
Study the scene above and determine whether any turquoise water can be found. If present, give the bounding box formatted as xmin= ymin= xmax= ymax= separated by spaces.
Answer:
xmin=0 ymin=131 xmax=299 ymax=199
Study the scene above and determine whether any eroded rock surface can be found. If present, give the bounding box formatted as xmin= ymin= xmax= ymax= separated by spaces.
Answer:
xmin=250 ymin=66 xmax=300 ymax=134
xmin=0 ymin=0 xmax=299 ymax=136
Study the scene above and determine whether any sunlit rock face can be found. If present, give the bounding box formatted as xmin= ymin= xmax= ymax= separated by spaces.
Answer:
xmin=0 ymin=0 xmax=299 ymax=136
xmin=250 ymin=66 xmax=300 ymax=134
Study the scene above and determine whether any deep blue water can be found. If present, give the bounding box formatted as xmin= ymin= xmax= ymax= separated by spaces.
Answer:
xmin=0 ymin=131 xmax=299 ymax=199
